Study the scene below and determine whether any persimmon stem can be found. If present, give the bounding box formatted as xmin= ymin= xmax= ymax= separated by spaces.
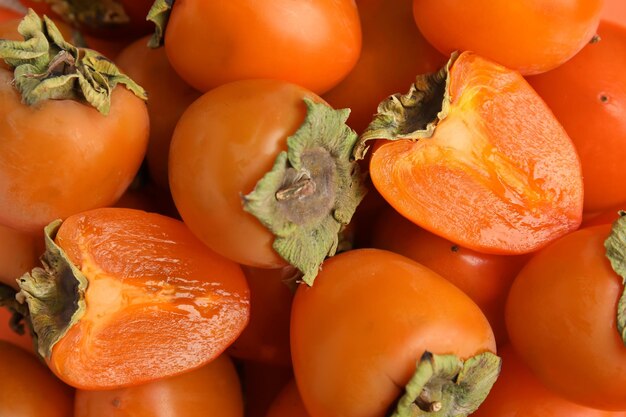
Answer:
xmin=275 ymin=172 xmax=316 ymax=201
xmin=416 ymin=396 xmax=442 ymax=412
xmin=242 ymin=98 xmax=366 ymax=286
xmin=27 ymin=50 xmax=76 ymax=79
xmin=390 ymin=351 xmax=501 ymax=417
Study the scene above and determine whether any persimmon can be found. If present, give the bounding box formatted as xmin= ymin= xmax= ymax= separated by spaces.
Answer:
xmin=17 ymin=207 xmax=250 ymax=389
xmin=74 ymin=354 xmax=244 ymax=417
xmin=169 ymin=79 xmax=365 ymax=284
xmin=527 ymin=21 xmax=626 ymax=213
xmin=322 ymin=0 xmax=446 ymax=134
xmin=0 ymin=12 xmax=149 ymax=233
xmin=357 ymin=52 xmax=583 ymax=255
xmin=291 ymin=248 xmax=499 ymax=417
xmin=148 ymin=0 xmax=362 ymax=94
xmin=266 ymin=380 xmax=311 ymax=417
xmin=228 ymin=266 xmax=295 ymax=366
xmin=412 ymin=0 xmax=603 ymax=75
xmin=506 ymin=217 xmax=626 ymax=410
xmin=0 ymin=340 xmax=74 ymax=417
xmin=116 ymin=35 xmax=201 ymax=190
xmin=371 ymin=206 xmax=528 ymax=345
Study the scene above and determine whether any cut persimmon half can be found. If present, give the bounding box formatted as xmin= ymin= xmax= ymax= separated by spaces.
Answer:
xmin=355 ymin=52 xmax=583 ymax=254
xmin=16 ymin=208 xmax=250 ymax=389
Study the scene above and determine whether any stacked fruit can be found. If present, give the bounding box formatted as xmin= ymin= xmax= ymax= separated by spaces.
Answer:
xmin=0 ymin=1 xmax=625 ymax=416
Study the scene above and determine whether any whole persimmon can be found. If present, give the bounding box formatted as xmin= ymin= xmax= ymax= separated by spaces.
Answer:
xmin=149 ymin=0 xmax=361 ymax=94
xmin=0 ymin=12 xmax=148 ymax=233
xmin=412 ymin=0 xmax=603 ymax=75
xmin=291 ymin=248 xmax=498 ymax=417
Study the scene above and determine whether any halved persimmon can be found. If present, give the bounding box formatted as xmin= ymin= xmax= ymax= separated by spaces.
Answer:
xmin=357 ymin=52 xmax=583 ymax=255
xmin=17 ymin=207 xmax=250 ymax=389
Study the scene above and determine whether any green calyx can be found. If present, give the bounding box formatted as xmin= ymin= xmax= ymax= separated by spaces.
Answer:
xmin=243 ymin=98 xmax=367 ymax=286
xmin=353 ymin=53 xmax=457 ymax=161
xmin=604 ymin=210 xmax=626 ymax=345
xmin=147 ymin=0 xmax=174 ymax=48
xmin=0 ymin=9 xmax=146 ymax=114
xmin=26 ymin=0 xmax=130 ymax=28
xmin=391 ymin=351 xmax=501 ymax=417
xmin=17 ymin=219 xmax=88 ymax=359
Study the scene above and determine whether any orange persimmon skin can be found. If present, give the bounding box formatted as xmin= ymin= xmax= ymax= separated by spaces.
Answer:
xmin=0 ymin=341 xmax=74 ymax=417
xmin=322 ymin=0 xmax=446 ymax=134
xmin=371 ymin=206 xmax=528 ymax=345
xmin=472 ymin=345 xmax=622 ymax=417
xmin=74 ymin=354 xmax=244 ymax=417
xmin=369 ymin=52 xmax=583 ymax=255
xmin=527 ymin=21 xmax=626 ymax=213
xmin=291 ymin=248 xmax=496 ymax=417
xmin=412 ymin=0 xmax=603 ymax=75
xmin=506 ymin=225 xmax=626 ymax=410
xmin=49 ymin=208 xmax=250 ymax=389
xmin=164 ymin=0 xmax=361 ymax=94
xmin=0 ymin=70 xmax=149 ymax=233
xmin=116 ymin=35 xmax=201 ymax=190
xmin=169 ymin=79 xmax=322 ymax=269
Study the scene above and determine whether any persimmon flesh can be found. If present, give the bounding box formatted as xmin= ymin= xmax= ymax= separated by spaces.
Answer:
xmin=23 ymin=208 xmax=250 ymax=389
xmin=368 ymin=52 xmax=583 ymax=254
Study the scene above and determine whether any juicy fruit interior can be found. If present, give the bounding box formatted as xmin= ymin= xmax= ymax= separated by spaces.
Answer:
xmin=48 ymin=209 xmax=249 ymax=389
xmin=370 ymin=53 xmax=583 ymax=254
